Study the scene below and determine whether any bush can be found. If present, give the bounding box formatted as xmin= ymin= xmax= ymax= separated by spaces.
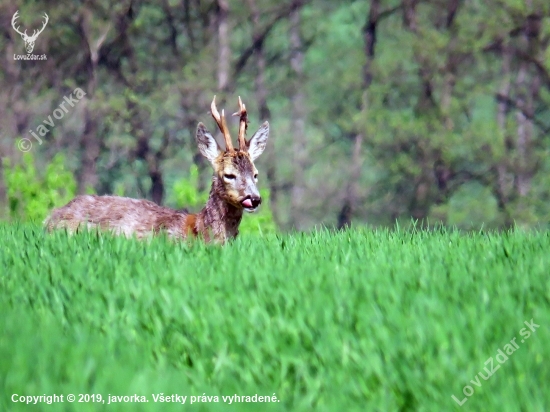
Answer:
xmin=3 ymin=152 xmax=76 ymax=222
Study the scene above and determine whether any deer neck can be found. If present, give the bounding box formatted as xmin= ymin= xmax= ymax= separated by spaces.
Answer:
xmin=197 ymin=177 xmax=243 ymax=243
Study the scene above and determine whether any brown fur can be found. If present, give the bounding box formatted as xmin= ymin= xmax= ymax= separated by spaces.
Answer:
xmin=44 ymin=97 xmax=270 ymax=244
xmin=44 ymin=161 xmax=251 ymax=243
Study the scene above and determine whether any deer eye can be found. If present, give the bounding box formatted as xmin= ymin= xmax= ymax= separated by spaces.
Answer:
xmin=224 ymin=174 xmax=236 ymax=180
xmin=254 ymin=173 xmax=258 ymax=179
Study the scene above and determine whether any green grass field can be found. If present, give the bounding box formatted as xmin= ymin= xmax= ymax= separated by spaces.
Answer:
xmin=1 ymin=224 xmax=549 ymax=411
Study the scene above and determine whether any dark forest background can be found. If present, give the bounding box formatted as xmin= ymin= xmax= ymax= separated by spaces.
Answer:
xmin=1 ymin=0 xmax=549 ymax=231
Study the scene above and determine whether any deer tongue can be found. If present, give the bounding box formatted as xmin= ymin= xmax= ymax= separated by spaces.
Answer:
xmin=242 ymin=198 xmax=253 ymax=208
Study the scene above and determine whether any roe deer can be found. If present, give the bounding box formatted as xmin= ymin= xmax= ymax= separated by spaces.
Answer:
xmin=44 ymin=96 xmax=270 ymax=243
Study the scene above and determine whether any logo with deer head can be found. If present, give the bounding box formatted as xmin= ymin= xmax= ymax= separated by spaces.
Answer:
xmin=11 ymin=10 xmax=49 ymax=54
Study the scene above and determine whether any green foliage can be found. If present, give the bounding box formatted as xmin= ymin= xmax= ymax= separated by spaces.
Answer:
xmin=172 ymin=165 xmax=209 ymax=210
xmin=1 ymin=225 xmax=549 ymax=411
xmin=3 ymin=153 xmax=76 ymax=222
xmin=172 ymin=165 xmax=277 ymax=235
xmin=2 ymin=0 xmax=550 ymax=231
xmin=447 ymin=182 xmax=500 ymax=230
xmin=430 ymin=182 xmax=501 ymax=230
xmin=239 ymin=188 xmax=277 ymax=235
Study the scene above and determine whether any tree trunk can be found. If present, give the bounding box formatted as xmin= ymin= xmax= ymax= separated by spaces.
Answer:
xmin=0 ymin=39 xmax=24 ymax=210
xmin=289 ymin=2 xmax=307 ymax=230
xmin=515 ymin=63 xmax=532 ymax=200
xmin=337 ymin=0 xmax=379 ymax=229
xmin=78 ymin=107 xmax=100 ymax=193
xmin=495 ymin=45 xmax=513 ymax=228
xmin=337 ymin=133 xmax=363 ymax=228
xmin=217 ymin=0 xmax=230 ymax=92
xmin=513 ymin=13 xmax=540 ymax=217
xmin=129 ymin=99 xmax=166 ymax=205
xmin=148 ymin=157 xmax=165 ymax=205
xmin=247 ymin=0 xmax=280 ymax=225
xmin=77 ymin=9 xmax=106 ymax=194
xmin=402 ymin=0 xmax=418 ymax=32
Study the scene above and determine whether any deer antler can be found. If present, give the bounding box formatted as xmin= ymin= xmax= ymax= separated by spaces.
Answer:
xmin=211 ymin=96 xmax=234 ymax=152
xmin=30 ymin=13 xmax=49 ymax=40
xmin=232 ymin=96 xmax=248 ymax=150
xmin=11 ymin=11 xmax=27 ymax=37
xmin=11 ymin=11 xmax=48 ymax=40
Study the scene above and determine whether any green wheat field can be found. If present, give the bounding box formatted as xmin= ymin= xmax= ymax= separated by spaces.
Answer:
xmin=1 ymin=224 xmax=549 ymax=411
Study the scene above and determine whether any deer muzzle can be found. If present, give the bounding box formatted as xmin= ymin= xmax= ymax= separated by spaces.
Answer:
xmin=241 ymin=195 xmax=261 ymax=211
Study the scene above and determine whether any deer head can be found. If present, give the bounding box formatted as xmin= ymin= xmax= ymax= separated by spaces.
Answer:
xmin=196 ymin=96 xmax=269 ymax=212
xmin=12 ymin=11 xmax=49 ymax=54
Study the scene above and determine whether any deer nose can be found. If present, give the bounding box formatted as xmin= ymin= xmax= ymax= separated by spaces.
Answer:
xmin=241 ymin=195 xmax=261 ymax=209
xmin=249 ymin=196 xmax=262 ymax=209
xmin=250 ymin=196 xmax=261 ymax=208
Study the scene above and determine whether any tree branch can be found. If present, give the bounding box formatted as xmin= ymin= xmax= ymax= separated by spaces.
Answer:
xmin=495 ymin=92 xmax=550 ymax=133
xmin=233 ymin=2 xmax=311 ymax=76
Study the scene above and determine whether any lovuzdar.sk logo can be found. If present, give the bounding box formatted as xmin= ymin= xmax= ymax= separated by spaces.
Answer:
xmin=11 ymin=10 xmax=48 ymax=60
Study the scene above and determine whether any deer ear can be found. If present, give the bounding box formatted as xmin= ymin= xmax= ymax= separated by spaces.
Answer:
xmin=247 ymin=121 xmax=269 ymax=161
xmin=196 ymin=123 xmax=222 ymax=164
